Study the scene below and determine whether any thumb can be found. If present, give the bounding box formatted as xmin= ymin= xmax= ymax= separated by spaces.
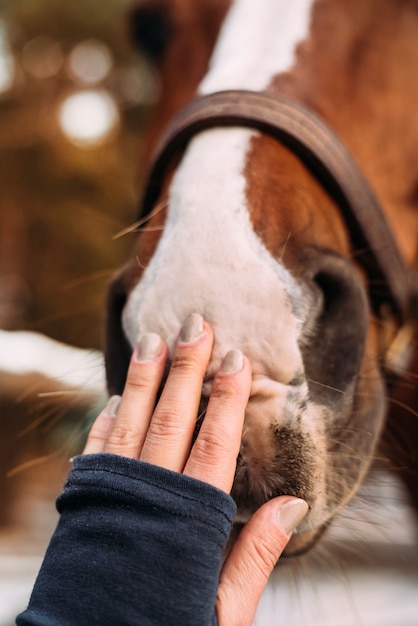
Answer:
xmin=216 ymin=497 xmax=309 ymax=626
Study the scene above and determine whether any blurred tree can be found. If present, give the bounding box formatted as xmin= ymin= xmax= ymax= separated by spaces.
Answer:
xmin=0 ymin=0 xmax=156 ymax=348
xmin=0 ymin=0 xmax=158 ymax=523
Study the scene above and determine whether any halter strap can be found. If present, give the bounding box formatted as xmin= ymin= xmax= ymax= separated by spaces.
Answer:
xmin=139 ymin=89 xmax=408 ymax=321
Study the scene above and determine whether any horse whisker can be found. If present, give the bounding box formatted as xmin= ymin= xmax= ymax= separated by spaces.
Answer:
xmin=279 ymin=231 xmax=292 ymax=260
xmin=112 ymin=200 xmax=167 ymax=240
xmin=307 ymin=379 xmax=345 ymax=394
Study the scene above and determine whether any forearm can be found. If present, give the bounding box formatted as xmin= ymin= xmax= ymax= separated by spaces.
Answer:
xmin=17 ymin=454 xmax=236 ymax=626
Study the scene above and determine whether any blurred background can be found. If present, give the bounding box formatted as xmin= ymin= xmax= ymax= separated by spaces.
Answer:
xmin=0 ymin=2 xmax=158 ymax=621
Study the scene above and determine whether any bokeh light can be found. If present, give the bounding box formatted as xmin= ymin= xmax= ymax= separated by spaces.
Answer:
xmin=0 ymin=21 xmax=15 ymax=93
xmin=68 ymin=39 xmax=113 ymax=85
xmin=58 ymin=89 xmax=119 ymax=147
xmin=21 ymin=36 xmax=64 ymax=79
xmin=112 ymin=65 xmax=160 ymax=106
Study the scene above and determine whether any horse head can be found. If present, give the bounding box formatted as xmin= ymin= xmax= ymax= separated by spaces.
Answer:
xmin=106 ymin=0 xmax=418 ymax=555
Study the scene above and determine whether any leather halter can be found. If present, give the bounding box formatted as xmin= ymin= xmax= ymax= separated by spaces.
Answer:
xmin=139 ymin=89 xmax=409 ymax=322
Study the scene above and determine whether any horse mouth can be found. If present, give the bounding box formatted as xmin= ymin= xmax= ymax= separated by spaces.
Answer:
xmin=194 ymin=391 xmax=323 ymax=553
xmin=283 ymin=525 xmax=328 ymax=556
xmin=229 ymin=520 xmax=325 ymax=559
xmin=112 ymin=355 xmax=339 ymax=554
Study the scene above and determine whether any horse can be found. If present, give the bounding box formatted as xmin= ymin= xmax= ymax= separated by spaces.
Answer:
xmin=105 ymin=0 xmax=418 ymax=560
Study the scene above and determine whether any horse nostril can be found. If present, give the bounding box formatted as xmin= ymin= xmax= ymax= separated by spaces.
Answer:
xmin=302 ymin=250 xmax=369 ymax=403
xmin=314 ymin=268 xmax=348 ymax=316
xmin=311 ymin=253 xmax=368 ymax=328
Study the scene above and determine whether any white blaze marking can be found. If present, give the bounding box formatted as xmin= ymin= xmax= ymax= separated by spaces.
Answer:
xmin=199 ymin=0 xmax=314 ymax=94
xmin=124 ymin=0 xmax=315 ymax=357
xmin=123 ymin=127 xmax=307 ymax=382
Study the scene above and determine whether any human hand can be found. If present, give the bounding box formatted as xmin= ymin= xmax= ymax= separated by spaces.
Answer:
xmin=83 ymin=313 xmax=308 ymax=626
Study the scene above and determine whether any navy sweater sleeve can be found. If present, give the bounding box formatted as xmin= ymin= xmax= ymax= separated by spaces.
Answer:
xmin=16 ymin=453 xmax=236 ymax=626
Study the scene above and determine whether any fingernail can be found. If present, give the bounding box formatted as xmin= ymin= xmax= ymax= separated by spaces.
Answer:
xmin=277 ymin=498 xmax=309 ymax=535
xmin=180 ymin=313 xmax=205 ymax=343
xmin=103 ymin=395 xmax=121 ymax=418
xmin=136 ymin=333 xmax=163 ymax=361
xmin=220 ymin=349 xmax=244 ymax=373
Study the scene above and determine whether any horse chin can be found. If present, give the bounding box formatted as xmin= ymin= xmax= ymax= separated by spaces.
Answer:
xmin=283 ymin=524 xmax=329 ymax=557
xmin=229 ymin=520 xmax=328 ymax=560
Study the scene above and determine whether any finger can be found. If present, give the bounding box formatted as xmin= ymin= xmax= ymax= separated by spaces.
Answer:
xmin=105 ymin=334 xmax=167 ymax=458
xmin=140 ymin=314 xmax=214 ymax=472
xmin=184 ymin=349 xmax=251 ymax=492
xmin=216 ymin=497 xmax=309 ymax=626
xmin=82 ymin=396 xmax=121 ymax=454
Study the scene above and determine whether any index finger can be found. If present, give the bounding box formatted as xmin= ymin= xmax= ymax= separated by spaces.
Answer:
xmin=183 ymin=349 xmax=251 ymax=493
